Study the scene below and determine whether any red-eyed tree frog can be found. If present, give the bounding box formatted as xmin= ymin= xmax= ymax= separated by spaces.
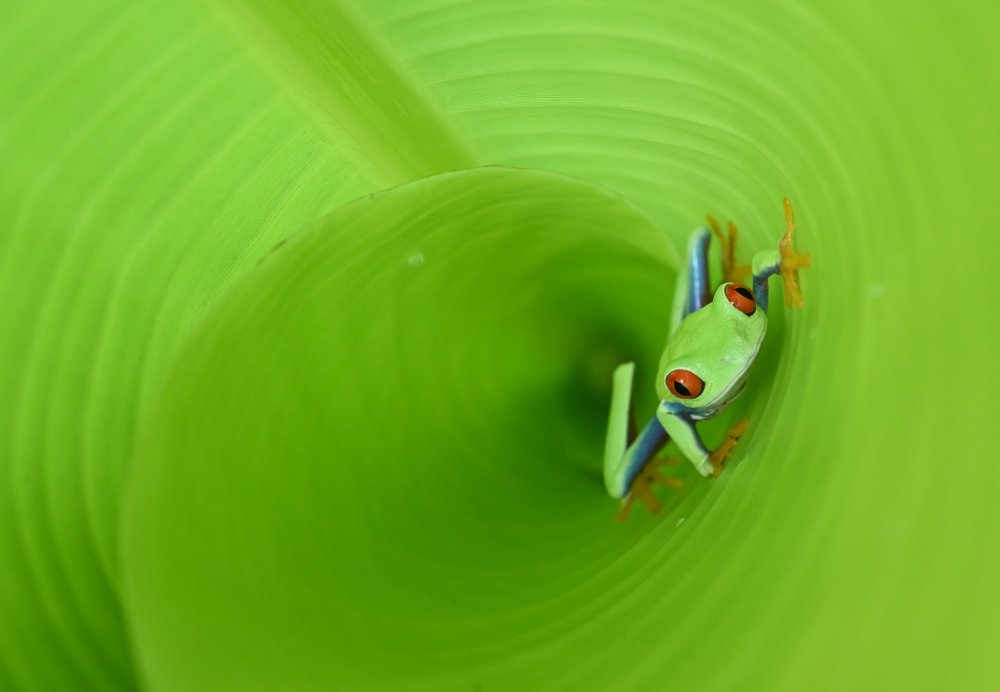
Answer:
xmin=604 ymin=198 xmax=811 ymax=521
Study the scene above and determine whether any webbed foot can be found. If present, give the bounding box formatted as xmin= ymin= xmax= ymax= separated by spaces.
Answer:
xmin=779 ymin=198 xmax=811 ymax=309
xmin=707 ymin=214 xmax=751 ymax=285
xmin=708 ymin=418 xmax=749 ymax=478
xmin=614 ymin=456 xmax=683 ymax=523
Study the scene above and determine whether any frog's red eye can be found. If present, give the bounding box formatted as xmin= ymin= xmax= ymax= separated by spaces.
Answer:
xmin=665 ymin=369 xmax=704 ymax=399
xmin=725 ymin=283 xmax=756 ymax=316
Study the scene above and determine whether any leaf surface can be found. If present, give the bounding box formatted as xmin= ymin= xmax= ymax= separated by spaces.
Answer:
xmin=1 ymin=0 xmax=999 ymax=690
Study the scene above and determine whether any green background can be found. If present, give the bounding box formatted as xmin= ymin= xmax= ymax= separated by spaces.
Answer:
xmin=2 ymin=0 xmax=998 ymax=690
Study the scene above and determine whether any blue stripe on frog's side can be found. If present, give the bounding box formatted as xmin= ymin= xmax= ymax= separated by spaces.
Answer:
xmin=616 ymin=416 xmax=668 ymax=497
xmin=685 ymin=228 xmax=713 ymax=317
xmin=669 ymin=228 xmax=714 ymax=337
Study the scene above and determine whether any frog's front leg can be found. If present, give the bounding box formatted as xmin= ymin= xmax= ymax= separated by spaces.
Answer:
xmin=657 ymin=405 xmax=750 ymax=479
xmin=752 ymin=198 xmax=812 ymax=311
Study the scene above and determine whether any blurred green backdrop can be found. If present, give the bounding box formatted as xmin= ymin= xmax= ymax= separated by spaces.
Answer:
xmin=1 ymin=0 xmax=998 ymax=690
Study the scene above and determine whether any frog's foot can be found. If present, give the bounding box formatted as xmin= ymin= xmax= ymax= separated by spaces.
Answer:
xmin=779 ymin=198 xmax=812 ymax=309
xmin=614 ymin=456 xmax=683 ymax=523
xmin=708 ymin=418 xmax=749 ymax=478
xmin=707 ymin=214 xmax=751 ymax=285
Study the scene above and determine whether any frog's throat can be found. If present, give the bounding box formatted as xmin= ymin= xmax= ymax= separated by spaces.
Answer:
xmin=687 ymin=380 xmax=746 ymax=421
xmin=690 ymin=328 xmax=766 ymax=418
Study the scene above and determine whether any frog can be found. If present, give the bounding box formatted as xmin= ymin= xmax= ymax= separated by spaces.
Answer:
xmin=603 ymin=198 xmax=811 ymax=521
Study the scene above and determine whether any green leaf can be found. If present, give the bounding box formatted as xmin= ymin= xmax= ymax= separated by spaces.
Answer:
xmin=121 ymin=165 xmax=679 ymax=690
xmin=2 ymin=0 xmax=1000 ymax=690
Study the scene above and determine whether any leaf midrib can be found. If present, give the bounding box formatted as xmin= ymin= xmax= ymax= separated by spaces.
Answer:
xmin=208 ymin=0 xmax=482 ymax=189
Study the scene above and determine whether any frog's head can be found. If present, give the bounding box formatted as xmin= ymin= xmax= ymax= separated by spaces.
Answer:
xmin=655 ymin=282 xmax=767 ymax=412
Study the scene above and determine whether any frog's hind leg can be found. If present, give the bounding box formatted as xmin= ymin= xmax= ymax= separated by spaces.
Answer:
xmin=605 ymin=389 xmax=670 ymax=501
xmin=707 ymin=215 xmax=751 ymax=285
xmin=604 ymin=364 xmax=683 ymax=522
xmin=669 ymin=228 xmax=713 ymax=335
xmin=614 ymin=454 xmax=682 ymax=523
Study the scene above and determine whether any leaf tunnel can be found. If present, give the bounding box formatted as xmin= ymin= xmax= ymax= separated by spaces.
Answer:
xmin=1 ymin=1 xmax=999 ymax=691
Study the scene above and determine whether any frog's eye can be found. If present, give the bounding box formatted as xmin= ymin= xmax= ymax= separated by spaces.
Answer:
xmin=725 ymin=284 xmax=756 ymax=316
xmin=665 ymin=369 xmax=704 ymax=399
